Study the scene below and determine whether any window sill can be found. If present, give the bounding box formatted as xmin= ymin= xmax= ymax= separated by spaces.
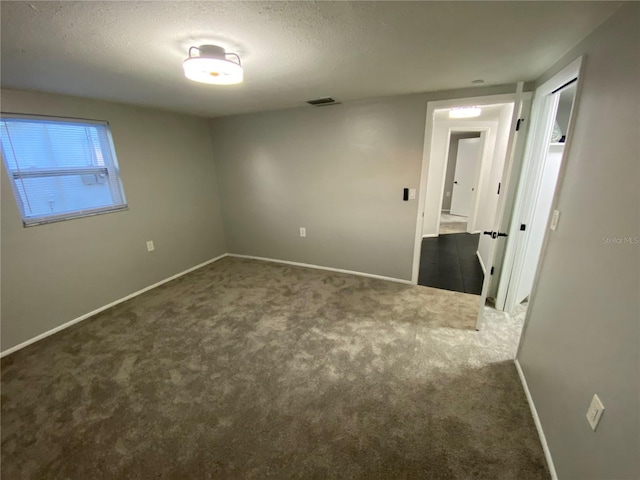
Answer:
xmin=23 ymin=205 xmax=129 ymax=227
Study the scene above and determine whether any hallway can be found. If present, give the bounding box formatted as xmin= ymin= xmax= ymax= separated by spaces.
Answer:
xmin=418 ymin=233 xmax=484 ymax=294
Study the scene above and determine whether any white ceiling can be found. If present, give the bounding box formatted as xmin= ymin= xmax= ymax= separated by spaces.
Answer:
xmin=1 ymin=1 xmax=620 ymax=118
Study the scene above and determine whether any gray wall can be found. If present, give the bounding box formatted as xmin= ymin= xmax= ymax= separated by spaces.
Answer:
xmin=442 ymin=132 xmax=481 ymax=212
xmin=1 ymin=89 xmax=227 ymax=352
xmin=210 ymin=85 xmax=516 ymax=281
xmin=518 ymin=4 xmax=639 ymax=479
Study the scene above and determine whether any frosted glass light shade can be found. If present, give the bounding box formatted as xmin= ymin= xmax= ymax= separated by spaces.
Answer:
xmin=183 ymin=56 xmax=243 ymax=85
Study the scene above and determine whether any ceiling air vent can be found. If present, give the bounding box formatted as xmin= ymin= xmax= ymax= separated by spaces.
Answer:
xmin=306 ymin=97 xmax=340 ymax=107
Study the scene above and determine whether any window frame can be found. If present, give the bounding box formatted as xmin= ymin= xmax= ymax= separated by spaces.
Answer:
xmin=1 ymin=113 xmax=128 ymax=227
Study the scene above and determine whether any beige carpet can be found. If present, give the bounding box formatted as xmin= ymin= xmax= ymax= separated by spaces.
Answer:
xmin=1 ymin=257 xmax=549 ymax=479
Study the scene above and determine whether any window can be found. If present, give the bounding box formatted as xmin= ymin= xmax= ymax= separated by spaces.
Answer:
xmin=1 ymin=114 xmax=127 ymax=226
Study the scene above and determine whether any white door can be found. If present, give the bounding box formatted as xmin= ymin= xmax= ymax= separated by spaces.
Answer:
xmin=450 ymin=138 xmax=481 ymax=217
xmin=475 ymin=84 xmax=532 ymax=330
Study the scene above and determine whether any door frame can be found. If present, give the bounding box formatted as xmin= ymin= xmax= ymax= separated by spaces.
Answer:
xmin=496 ymin=57 xmax=583 ymax=312
xmin=412 ymin=93 xmax=520 ymax=285
xmin=421 ymin=121 xmax=498 ymax=239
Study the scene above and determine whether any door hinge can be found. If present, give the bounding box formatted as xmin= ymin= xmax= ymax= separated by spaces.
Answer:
xmin=490 ymin=266 xmax=495 ymax=275
xmin=520 ymin=224 xmax=526 ymax=231
xmin=497 ymin=182 xmax=501 ymax=195
xmin=516 ymin=118 xmax=525 ymax=131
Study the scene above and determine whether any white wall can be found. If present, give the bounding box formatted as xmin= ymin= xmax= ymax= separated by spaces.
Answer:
xmin=1 ymin=89 xmax=227 ymax=352
xmin=517 ymin=4 xmax=639 ymax=478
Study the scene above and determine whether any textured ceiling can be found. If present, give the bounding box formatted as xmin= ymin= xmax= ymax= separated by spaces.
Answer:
xmin=0 ymin=1 xmax=621 ymax=118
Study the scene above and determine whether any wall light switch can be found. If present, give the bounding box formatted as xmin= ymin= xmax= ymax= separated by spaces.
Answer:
xmin=550 ymin=210 xmax=560 ymax=231
xmin=299 ymin=227 xmax=306 ymax=237
xmin=446 ymin=191 xmax=451 ymax=197
xmin=409 ymin=189 xmax=416 ymax=200
xmin=586 ymin=394 xmax=605 ymax=431
xmin=146 ymin=240 xmax=155 ymax=252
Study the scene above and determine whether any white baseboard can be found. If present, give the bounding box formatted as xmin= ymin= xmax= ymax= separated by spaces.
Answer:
xmin=422 ymin=233 xmax=438 ymax=238
xmin=514 ymin=359 xmax=558 ymax=480
xmin=2 ymin=252 xmax=410 ymax=357
xmin=476 ymin=251 xmax=486 ymax=274
xmin=0 ymin=253 xmax=229 ymax=358
xmin=227 ymin=253 xmax=413 ymax=285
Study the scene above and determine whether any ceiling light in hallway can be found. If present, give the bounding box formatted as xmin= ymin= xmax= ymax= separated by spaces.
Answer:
xmin=449 ymin=107 xmax=482 ymax=118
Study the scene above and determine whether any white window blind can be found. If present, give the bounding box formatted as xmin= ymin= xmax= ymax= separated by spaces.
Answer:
xmin=1 ymin=114 xmax=127 ymax=226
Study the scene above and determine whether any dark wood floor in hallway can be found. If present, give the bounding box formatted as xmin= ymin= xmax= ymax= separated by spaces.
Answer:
xmin=418 ymin=233 xmax=484 ymax=295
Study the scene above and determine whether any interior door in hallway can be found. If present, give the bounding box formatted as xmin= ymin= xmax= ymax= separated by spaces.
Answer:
xmin=474 ymin=85 xmax=532 ymax=330
xmin=449 ymin=137 xmax=481 ymax=217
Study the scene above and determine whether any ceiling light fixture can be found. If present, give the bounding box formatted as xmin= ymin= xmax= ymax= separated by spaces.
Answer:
xmin=183 ymin=45 xmax=243 ymax=85
xmin=449 ymin=107 xmax=482 ymax=119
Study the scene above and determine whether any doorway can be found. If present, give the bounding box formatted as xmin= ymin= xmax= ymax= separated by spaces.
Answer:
xmin=419 ymin=130 xmax=486 ymax=294
xmin=413 ymin=95 xmax=519 ymax=296
xmin=441 ymin=133 xmax=482 ymax=234
xmin=496 ymin=60 xmax=581 ymax=315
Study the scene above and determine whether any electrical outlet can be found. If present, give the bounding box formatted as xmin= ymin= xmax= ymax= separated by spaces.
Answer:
xmin=299 ymin=227 xmax=306 ymax=237
xmin=146 ymin=240 xmax=155 ymax=252
xmin=586 ymin=394 xmax=605 ymax=431
xmin=409 ymin=189 xmax=416 ymax=200
xmin=446 ymin=191 xmax=451 ymax=197
xmin=550 ymin=209 xmax=560 ymax=231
